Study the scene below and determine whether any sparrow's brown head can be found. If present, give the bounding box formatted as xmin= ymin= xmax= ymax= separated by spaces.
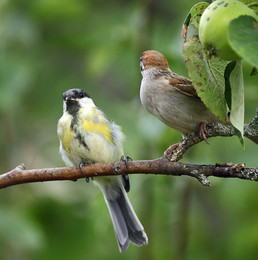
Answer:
xmin=140 ymin=50 xmax=169 ymax=72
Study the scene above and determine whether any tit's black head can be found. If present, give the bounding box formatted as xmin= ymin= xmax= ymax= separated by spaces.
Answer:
xmin=62 ymin=88 xmax=90 ymax=101
xmin=62 ymin=89 xmax=90 ymax=116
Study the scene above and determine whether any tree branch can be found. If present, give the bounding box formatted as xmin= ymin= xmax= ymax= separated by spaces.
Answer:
xmin=0 ymin=159 xmax=257 ymax=189
xmin=0 ymin=109 xmax=257 ymax=189
xmin=165 ymin=108 xmax=258 ymax=162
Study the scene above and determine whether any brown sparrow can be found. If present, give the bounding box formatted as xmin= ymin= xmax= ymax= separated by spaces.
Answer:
xmin=140 ymin=50 xmax=221 ymax=143
xmin=140 ymin=50 xmax=258 ymax=150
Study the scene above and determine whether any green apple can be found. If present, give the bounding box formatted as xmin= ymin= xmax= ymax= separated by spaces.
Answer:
xmin=199 ymin=0 xmax=257 ymax=61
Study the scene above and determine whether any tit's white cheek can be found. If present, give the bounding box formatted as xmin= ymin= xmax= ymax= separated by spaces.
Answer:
xmin=78 ymin=97 xmax=95 ymax=109
xmin=63 ymin=101 xmax=67 ymax=113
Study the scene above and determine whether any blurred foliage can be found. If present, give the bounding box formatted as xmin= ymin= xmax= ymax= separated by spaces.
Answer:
xmin=0 ymin=0 xmax=257 ymax=259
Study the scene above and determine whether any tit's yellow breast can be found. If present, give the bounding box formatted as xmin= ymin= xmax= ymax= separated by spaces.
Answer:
xmin=57 ymin=113 xmax=74 ymax=156
xmin=82 ymin=120 xmax=113 ymax=143
xmin=62 ymin=127 xmax=73 ymax=156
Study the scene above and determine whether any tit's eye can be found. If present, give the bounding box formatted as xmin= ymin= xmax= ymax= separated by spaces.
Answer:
xmin=79 ymin=92 xmax=85 ymax=98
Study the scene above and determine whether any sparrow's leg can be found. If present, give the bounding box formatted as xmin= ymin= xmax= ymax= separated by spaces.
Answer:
xmin=199 ymin=122 xmax=209 ymax=144
xmin=120 ymin=155 xmax=132 ymax=193
xmin=163 ymin=143 xmax=180 ymax=158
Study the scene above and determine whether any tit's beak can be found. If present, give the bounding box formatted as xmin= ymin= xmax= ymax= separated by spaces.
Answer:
xmin=63 ymin=97 xmax=80 ymax=113
xmin=63 ymin=96 xmax=78 ymax=102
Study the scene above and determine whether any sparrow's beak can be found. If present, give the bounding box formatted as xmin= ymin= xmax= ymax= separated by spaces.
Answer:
xmin=140 ymin=56 xmax=144 ymax=72
xmin=140 ymin=63 xmax=144 ymax=72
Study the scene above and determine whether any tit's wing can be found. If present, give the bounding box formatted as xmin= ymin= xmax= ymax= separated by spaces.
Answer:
xmin=165 ymin=73 xmax=198 ymax=97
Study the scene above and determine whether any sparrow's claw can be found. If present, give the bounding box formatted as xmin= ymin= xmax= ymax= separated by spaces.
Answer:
xmin=199 ymin=122 xmax=209 ymax=144
xmin=120 ymin=155 xmax=132 ymax=193
xmin=164 ymin=143 xmax=180 ymax=158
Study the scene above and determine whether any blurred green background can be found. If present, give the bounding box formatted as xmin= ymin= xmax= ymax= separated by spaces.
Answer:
xmin=0 ymin=0 xmax=257 ymax=259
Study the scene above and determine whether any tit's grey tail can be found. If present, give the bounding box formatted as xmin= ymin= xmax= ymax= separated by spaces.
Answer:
xmin=102 ymin=185 xmax=148 ymax=252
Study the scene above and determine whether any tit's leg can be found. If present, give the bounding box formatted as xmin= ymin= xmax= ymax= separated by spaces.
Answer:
xmin=199 ymin=122 xmax=209 ymax=144
xmin=120 ymin=155 xmax=132 ymax=167
xmin=120 ymin=155 xmax=132 ymax=193
xmin=78 ymin=158 xmax=92 ymax=183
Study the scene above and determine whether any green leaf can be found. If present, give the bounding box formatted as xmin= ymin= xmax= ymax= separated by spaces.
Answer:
xmin=240 ymin=0 xmax=258 ymax=5
xmin=229 ymin=60 xmax=245 ymax=146
xmin=240 ymin=0 xmax=258 ymax=11
xmin=246 ymin=2 xmax=258 ymax=13
xmin=183 ymin=35 xmax=228 ymax=121
xmin=228 ymin=15 xmax=258 ymax=67
xmin=183 ymin=2 xmax=209 ymax=29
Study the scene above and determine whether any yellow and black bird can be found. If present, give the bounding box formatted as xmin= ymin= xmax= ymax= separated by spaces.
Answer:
xmin=57 ymin=88 xmax=148 ymax=252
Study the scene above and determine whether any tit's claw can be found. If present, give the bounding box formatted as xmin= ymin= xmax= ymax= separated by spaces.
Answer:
xmin=79 ymin=162 xmax=84 ymax=172
xmin=126 ymin=155 xmax=132 ymax=161
xmin=78 ymin=159 xmax=90 ymax=183
xmin=120 ymin=155 xmax=132 ymax=193
xmin=120 ymin=155 xmax=132 ymax=168
xmin=199 ymin=122 xmax=209 ymax=144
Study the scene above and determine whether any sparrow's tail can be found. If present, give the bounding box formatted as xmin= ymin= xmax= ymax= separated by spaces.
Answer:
xmin=97 ymin=179 xmax=148 ymax=252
